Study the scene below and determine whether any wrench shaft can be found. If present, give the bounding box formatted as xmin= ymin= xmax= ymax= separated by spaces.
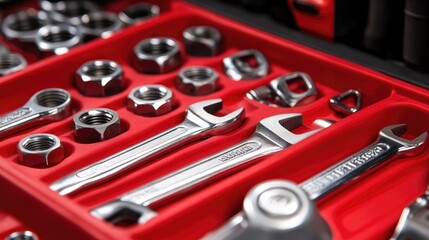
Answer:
xmin=120 ymin=134 xmax=281 ymax=207
xmin=0 ymin=107 xmax=41 ymax=135
xmin=300 ymin=137 xmax=400 ymax=201
xmin=50 ymin=120 xmax=205 ymax=196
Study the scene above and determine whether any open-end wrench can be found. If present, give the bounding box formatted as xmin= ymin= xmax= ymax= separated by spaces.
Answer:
xmin=90 ymin=113 xmax=320 ymax=224
xmin=50 ymin=99 xmax=245 ymax=196
xmin=300 ymin=124 xmax=427 ymax=201
xmin=0 ymin=88 xmax=71 ymax=138
xmin=204 ymin=124 xmax=427 ymax=239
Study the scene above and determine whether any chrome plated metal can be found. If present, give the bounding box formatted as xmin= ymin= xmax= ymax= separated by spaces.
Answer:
xmin=73 ymin=108 xmax=121 ymax=143
xmin=0 ymin=53 xmax=27 ymax=76
xmin=127 ymin=84 xmax=174 ymax=116
xmin=90 ymin=113 xmax=319 ymax=224
xmin=0 ymin=88 xmax=71 ymax=138
xmin=35 ymin=24 xmax=81 ymax=55
xmin=223 ymin=49 xmax=269 ymax=80
xmin=300 ymin=124 xmax=427 ymax=201
xmin=183 ymin=26 xmax=223 ymax=57
xmin=7 ymin=231 xmax=39 ymax=240
xmin=79 ymin=11 xmax=123 ymax=39
xmin=1 ymin=9 xmax=49 ymax=43
xmin=50 ymin=99 xmax=245 ymax=196
xmin=329 ymin=89 xmax=362 ymax=115
xmin=176 ymin=66 xmax=219 ymax=96
xmin=203 ymin=180 xmax=331 ymax=240
xmin=119 ymin=3 xmax=160 ymax=25
xmin=18 ymin=133 xmax=64 ymax=167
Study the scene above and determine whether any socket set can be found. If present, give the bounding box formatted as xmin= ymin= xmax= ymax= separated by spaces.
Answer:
xmin=1 ymin=0 xmax=429 ymax=239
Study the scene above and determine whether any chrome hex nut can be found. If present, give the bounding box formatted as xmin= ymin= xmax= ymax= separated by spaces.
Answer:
xmin=18 ymin=133 xmax=65 ymax=168
xmin=75 ymin=60 xmax=124 ymax=97
xmin=127 ymin=84 xmax=174 ymax=116
xmin=119 ymin=3 xmax=160 ymax=25
xmin=73 ymin=108 xmax=121 ymax=143
xmin=132 ymin=37 xmax=182 ymax=74
xmin=176 ymin=66 xmax=219 ymax=96
xmin=183 ymin=26 xmax=223 ymax=57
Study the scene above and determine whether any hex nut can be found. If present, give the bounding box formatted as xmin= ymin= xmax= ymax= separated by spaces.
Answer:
xmin=127 ymin=85 xmax=174 ymax=116
xmin=35 ymin=24 xmax=82 ymax=55
xmin=7 ymin=231 xmax=38 ymax=240
xmin=18 ymin=133 xmax=65 ymax=168
xmin=75 ymin=60 xmax=124 ymax=97
xmin=1 ymin=9 xmax=49 ymax=43
xmin=119 ymin=3 xmax=160 ymax=25
xmin=41 ymin=0 xmax=99 ymax=26
xmin=73 ymin=108 xmax=121 ymax=143
xmin=79 ymin=11 xmax=123 ymax=39
xmin=183 ymin=26 xmax=222 ymax=57
xmin=0 ymin=53 xmax=27 ymax=76
xmin=176 ymin=66 xmax=219 ymax=96
xmin=132 ymin=37 xmax=182 ymax=74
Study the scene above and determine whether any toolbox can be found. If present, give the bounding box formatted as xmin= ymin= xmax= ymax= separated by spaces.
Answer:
xmin=1 ymin=0 xmax=429 ymax=239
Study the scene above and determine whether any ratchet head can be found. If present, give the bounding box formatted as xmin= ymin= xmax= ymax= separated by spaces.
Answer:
xmin=379 ymin=124 xmax=427 ymax=154
xmin=256 ymin=113 xmax=321 ymax=148
xmin=187 ymin=99 xmax=245 ymax=135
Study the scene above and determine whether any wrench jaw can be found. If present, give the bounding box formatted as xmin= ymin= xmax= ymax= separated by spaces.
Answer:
xmin=91 ymin=201 xmax=157 ymax=225
xmin=257 ymin=114 xmax=321 ymax=148
xmin=187 ymin=99 xmax=245 ymax=136
xmin=379 ymin=124 xmax=428 ymax=155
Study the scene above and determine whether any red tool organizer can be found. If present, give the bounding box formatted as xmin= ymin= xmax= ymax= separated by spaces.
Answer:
xmin=1 ymin=0 xmax=429 ymax=239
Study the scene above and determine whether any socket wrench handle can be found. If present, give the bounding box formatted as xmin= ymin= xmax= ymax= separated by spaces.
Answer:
xmin=300 ymin=124 xmax=427 ymax=201
xmin=51 ymin=99 xmax=244 ymax=196
xmin=0 ymin=88 xmax=71 ymax=138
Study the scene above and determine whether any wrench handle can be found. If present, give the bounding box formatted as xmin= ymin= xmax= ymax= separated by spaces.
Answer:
xmin=0 ymin=107 xmax=39 ymax=135
xmin=300 ymin=138 xmax=399 ymax=201
xmin=50 ymin=121 xmax=203 ymax=196
xmin=119 ymin=135 xmax=279 ymax=207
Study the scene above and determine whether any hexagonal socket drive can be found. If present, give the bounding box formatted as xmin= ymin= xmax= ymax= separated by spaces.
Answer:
xmin=73 ymin=108 xmax=121 ymax=143
xmin=127 ymin=84 xmax=174 ymax=116
xmin=183 ymin=26 xmax=223 ymax=57
xmin=176 ymin=66 xmax=219 ymax=96
xmin=75 ymin=60 xmax=124 ymax=97
xmin=18 ymin=133 xmax=65 ymax=168
xmin=132 ymin=37 xmax=182 ymax=74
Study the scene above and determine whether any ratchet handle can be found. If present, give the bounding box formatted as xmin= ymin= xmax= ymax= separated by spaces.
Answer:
xmin=300 ymin=137 xmax=400 ymax=201
xmin=50 ymin=122 xmax=202 ymax=196
xmin=120 ymin=136 xmax=278 ymax=207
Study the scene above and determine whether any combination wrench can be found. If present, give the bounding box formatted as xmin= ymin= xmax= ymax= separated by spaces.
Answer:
xmin=0 ymin=88 xmax=71 ymax=138
xmin=204 ymin=124 xmax=427 ymax=240
xmin=50 ymin=99 xmax=245 ymax=196
xmin=90 ymin=113 xmax=320 ymax=224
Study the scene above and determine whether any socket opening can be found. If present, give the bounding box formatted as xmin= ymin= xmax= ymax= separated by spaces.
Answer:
xmin=190 ymin=27 xmax=218 ymax=39
xmin=79 ymin=110 xmax=114 ymax=125
xmin=183 ymin=67 xmax=214 ymax=81
xmin=41 ymin=28 xmax=75 ymax=43
xmin=23 ymin=135 xmax=57 ymax=151
xmin=9 ymin=16 xmax=44 ymax=32
xmin=84 ymin=61 xmax=117 ymax=77
xmin=134 ymin=87 xmax=167 ymax=101
xmin=0 ymin=54 xmax=23 ymax=71
xmin=36 ymin=89 xmax=69 ymax=108
xmin=141 ymin=39 xmax=175 ymax=55
xmin=82 ymin=15 xmax=115 ymax=29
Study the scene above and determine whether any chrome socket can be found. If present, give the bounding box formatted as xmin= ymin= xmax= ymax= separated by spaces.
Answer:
xmin=80 ymin=11 xmax=123 ymax=40
xmin=223 ymin=49 xmax=269 ymax=80
xmin=75 ymin=59 xmax=124 ymax=97
xmin=18 ymin=133 xmax=65 ymax=168
xmin=119 ymin=3 xmax=160 ymax=25
xmin=176 ymin=66 xmax=219 ymax=96
xmin=73 ymin=108 xmax=121 ymax=143
xmin=0 ymin=53 xmax=27 ymax=76
xmin=183 ymin=26 xmax=223 ymax=57
xmin=41 ymin=0 xmax=99 ymax=26
xmin=35 ymin=24 xmax=82 ymax=56
xmin=132 ymin=37 xmax=182 ymax=74
xmin=1 ymin=9 xmax=49 ymax=51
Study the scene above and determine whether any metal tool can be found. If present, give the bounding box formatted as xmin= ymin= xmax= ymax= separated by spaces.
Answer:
xmin=329 ymin=89 xmax=362 ymax=116
xmin=18 ymin=133 xmax=64 ymax=168
xmin=35 ymin=24 xmax=82 ymax=56
xmin=79 ymin=11 xmax=123 ymax=40
xmin=223 ymin=49 xmax=269 ymax=80
xmin=50 ymin=99 xmax=244 ymax=196
xmin=205 ymin=124 xmax=426 ymax=240
xmin=246 ymin=72 xmax=318 ymax=107
xmin=203 ymin=180 xmax=332 ymax=240
xmin=0 ymin=88 xmax=71 ymax=138
xmin=7 ymin=231 xmax=38 ymax=240
xmin=0 ymin=53 xmax=27 ymax=76
xmin=90 ymin=113 xmax=319 ymax=224
xmin=119 ymin=3 xmax=160 ymax=25
xmin=73 ymin=108 xmax=121 ymax=143
xmin=183 ymin=26 xmax=223 ymax=57
xmin=391 ymin=184 xmax=429 ymax=240
xmin=301 ymin=124 xmax=427 ymax=201
xmin=1 ymin=9 xmax=49 ymax=44
xmin=127 ymin=84 xmax=174 ymax=116
xmin=176 ymin=66 xmax=219 ymax=96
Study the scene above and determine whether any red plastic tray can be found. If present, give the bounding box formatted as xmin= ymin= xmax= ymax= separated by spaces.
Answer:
xmin=1 ymin=1 xmax=429 ymax=239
